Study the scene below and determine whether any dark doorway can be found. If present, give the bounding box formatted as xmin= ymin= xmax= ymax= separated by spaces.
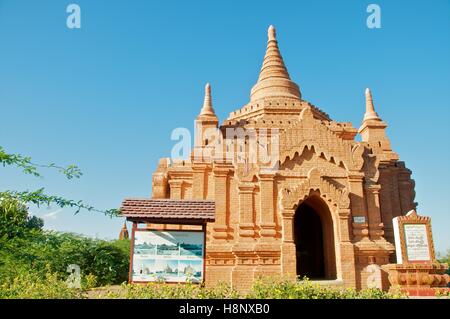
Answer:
xmin=294 ymin=202 xmax=325 ymax=279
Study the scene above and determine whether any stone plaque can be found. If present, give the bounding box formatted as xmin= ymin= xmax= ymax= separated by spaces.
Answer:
xmin=403 ymin=224 xmax=430 ymax=262
xmin=393 ymin=210 xmax=435 ymax=264
xmin=387 ymin=210 xmax=450 ymax=296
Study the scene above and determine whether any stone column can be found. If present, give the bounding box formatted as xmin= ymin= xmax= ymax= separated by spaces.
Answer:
xmin=365 ymin=183 xmax=384 ymax=240
xmin=238 ymin=183 xmax=256 ymax=239
xmin=258 ymin=171 xmax=277 ymax=240
xmin=207 ymin=162 xmax=234 ymax=288
xmin=348 ymin=173 xmax=369 ymax=240
xmin=388 ymin=167 xmax=403 ymax=218
xmin=338 ymin=208 xmax=356 ymax=287
xmin=232 ymin=183 xmax=258 ymax=291
xmin=338 ymin=208 xmax=351 ymax=243
xmin=192 ymin=162 xmax=207 ymax=199
xmin=281 ymin=208 xmax=296 ymax=279
xmin=378 ymin=168 xmax=394 ymax=242
xmin=212 ymin=164 xmax=230 ymax=240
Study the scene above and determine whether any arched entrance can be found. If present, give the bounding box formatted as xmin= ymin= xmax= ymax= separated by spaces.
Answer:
xmin=294 ymin=196 xmax=337 ymax=280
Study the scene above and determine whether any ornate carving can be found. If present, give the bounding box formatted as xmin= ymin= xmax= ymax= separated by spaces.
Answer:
xmin=279 ymin=112 xmax=356 ymax=171
xmin=280 ymin=168 xmax=350 ymax=210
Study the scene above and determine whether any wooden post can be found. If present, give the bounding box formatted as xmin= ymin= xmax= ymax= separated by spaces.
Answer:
xmin=128 ymin=221 xmax=137 ymax=284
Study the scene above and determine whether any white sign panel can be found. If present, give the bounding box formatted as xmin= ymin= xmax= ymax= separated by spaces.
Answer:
xmin=132 ymin=230 xmax=204 ymax=283
xmin=404 ymin=224 xmax=430 ymax=262
xmin=353 ymin=216 xmax=366 ymax=224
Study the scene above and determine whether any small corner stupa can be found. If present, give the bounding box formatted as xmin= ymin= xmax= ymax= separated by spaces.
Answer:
xmin=119 ymin=222 xmax=129 ymax=240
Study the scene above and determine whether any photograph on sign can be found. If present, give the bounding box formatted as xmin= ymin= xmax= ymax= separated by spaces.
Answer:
xmin=132 ymin=230 xmax=204 ymax=283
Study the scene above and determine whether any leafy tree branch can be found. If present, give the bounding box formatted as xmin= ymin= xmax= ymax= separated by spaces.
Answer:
xmin=0 ymin=146 xmax=119 ymax=217
xmin=0 ymin=189 xmax=120 ymax=218
xmin=0 ymin=146 xmax=82 ymax=179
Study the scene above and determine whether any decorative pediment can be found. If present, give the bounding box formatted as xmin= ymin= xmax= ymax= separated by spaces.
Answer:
xmin=279 ymin=107 xmax=365 ymax=172
xmin=280 ymin=168 xmax=350 ymax=211
xmin=279 ymin=145 xmax=348 ymax=178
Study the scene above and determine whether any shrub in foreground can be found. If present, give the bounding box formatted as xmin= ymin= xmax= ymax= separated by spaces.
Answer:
xmin=0 ymin=194 xmax=130 ymax=288
xmin=99 ymin=277 xmax=405 ymax=299
xmin=0 ymin=272 xmax=84 ymax=299
xmin=0 ymin=232 xmax=130 ymax=287
xmin=100 ymin=282 xmax=240 ymax=299
xmin=248 ymin=277 xmax=405 ymax=299
xmin=0 ymin=275 xmax=408 ymax=299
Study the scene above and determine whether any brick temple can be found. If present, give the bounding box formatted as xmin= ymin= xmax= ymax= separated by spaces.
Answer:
xmin=127 ymin=25 xmax=420 ymax=290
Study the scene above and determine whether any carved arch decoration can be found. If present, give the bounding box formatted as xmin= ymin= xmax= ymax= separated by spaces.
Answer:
xmin=279 ymin=168 xmax=350 ymax=212
xmin=279 ymin=107 xmax=365 ymax=172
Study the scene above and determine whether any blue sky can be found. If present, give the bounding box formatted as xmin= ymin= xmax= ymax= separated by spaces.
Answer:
xmin=0 ymin=1 xmax=449 ymax=253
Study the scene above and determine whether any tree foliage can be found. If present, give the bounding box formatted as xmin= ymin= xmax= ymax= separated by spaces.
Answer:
xmin=0 ymin=146 xmax=119 ymax=216
xmin=0 ymin=194 xmax=43 ymax=239
xmin=0 ymin=146 xmax=127 ymax=291
xmin=0 ymin=197 xmax=129 ymax=287
xmin=2 ymin=189 xmax=119 ymax=217
xmin=0 ymin=146 xmax=82 ymax=179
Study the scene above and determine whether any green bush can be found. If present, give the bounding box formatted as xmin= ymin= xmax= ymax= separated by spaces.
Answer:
xmin=0 ymin=232 xmax=130 ymax=287
xmin=248 ymin=277 xmax=405 ymax=299
xmin=97 ymin=277 xmax=404 ymax=299
xmin=0 ymin=193 xmax=130 ymax=288
xmin=0 ymin=194 xmax=43 ymax=239
xmin=0 ymin=271 xmax=84 ymax=299
xmin=100 ymin=282 xmax=240 ymax=299
xmin=0 ymin=274 xmax=407 ymax=299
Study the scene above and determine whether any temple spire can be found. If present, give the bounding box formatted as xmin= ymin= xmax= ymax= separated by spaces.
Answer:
xmin=119 ymin=222 xmax=129 ymax=240
xmin=194 ymin=83 xmax=218 ymax=155
xmin=199 ymin=83 xmax=216 ymax=116
xmin=258 ymin=25 xmax=290 ymax=82
xmin=250 ymin=25 xmax=301 ymax=101
xmin=359 ymin=87 xmax=397 ymax=160
xmin=363 ymin=88 xmax=381 ymax=121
